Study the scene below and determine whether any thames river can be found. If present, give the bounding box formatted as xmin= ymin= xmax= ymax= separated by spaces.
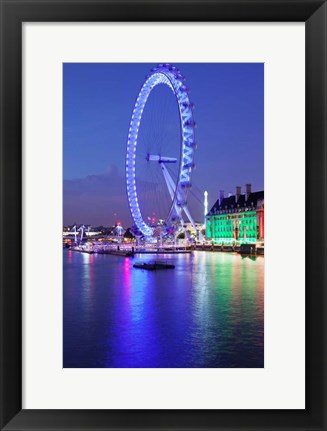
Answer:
xmin=63 ymin=249 xmax=264 ymax=368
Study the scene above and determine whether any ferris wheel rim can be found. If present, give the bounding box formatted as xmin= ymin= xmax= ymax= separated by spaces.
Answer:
xmin=126 ymin=64 xmax=196 ymax=237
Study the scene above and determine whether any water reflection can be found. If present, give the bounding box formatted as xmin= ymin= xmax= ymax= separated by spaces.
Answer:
xmin=63 ymin=250 xmax=264 ymax=368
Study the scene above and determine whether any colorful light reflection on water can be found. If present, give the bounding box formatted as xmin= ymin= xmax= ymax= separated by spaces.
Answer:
xmin=63 ymin=250 xmax=264 ymax=367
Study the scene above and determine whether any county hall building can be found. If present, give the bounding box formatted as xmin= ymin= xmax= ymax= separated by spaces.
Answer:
xmin=206 ymin=184 xmax=264 ymax=245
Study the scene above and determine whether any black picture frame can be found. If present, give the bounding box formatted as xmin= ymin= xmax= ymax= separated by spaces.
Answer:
xmin=1 ymin=0 xmax=326 ymax=430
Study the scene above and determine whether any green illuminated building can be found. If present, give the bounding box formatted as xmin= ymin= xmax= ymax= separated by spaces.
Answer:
xmin=206 ymin=184 xmax=264 ymax=245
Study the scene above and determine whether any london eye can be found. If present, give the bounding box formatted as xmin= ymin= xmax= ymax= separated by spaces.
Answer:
xmin=126 ymin=63 xmax=197 ymax=237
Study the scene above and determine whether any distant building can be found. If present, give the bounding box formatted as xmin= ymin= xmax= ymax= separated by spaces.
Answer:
xmin=206 ymin=184 xmax=264 ymax=244
xmin=183 ymin=221 xmax=204 ymax=234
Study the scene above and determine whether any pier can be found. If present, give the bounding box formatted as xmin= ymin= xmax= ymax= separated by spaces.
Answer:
xmin=70 ymin=241 xmax=264 ymax=256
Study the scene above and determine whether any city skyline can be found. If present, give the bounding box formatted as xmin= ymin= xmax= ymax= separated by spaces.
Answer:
xmin=64 ymin=63 xmax=264 ymax=227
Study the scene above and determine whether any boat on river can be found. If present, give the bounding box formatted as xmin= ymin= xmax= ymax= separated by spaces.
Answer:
xmin=133 ymin=261 xmax=175 ymax=270
xmin=104 ymin=250 xmax=134 ymax=257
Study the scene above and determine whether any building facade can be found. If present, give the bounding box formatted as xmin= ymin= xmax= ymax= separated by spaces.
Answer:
xmin=206 ymin=184 xmax=264 ymax=245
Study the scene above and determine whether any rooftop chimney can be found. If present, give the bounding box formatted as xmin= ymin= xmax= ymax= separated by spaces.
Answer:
xmin=219 ymin=190 xmax=224 ymax=205
xmin=236 ymin=186 xmax=241 ymax=203
xmin=245 ymin=183 xmax=251 ymax=200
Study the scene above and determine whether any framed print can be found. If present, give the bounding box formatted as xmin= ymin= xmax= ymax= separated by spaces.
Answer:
xmin=0 ymin=0 xmax=326 ymax=430
xmin=23 ymin=23 xmax=304 ymax=410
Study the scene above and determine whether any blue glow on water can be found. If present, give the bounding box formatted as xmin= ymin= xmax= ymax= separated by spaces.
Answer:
xmin=63 ymin=250 xmax=264 ymax=368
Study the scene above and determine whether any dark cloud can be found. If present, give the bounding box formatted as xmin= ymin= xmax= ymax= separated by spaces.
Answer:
xmin=64 ymin=164 xmax=205 ymax=228
xmin=63 ymin=165 xmax=132 ymax=227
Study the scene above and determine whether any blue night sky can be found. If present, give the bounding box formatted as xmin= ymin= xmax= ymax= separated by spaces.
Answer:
xmin=63 ymin=63 xmax=264 ymax=227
